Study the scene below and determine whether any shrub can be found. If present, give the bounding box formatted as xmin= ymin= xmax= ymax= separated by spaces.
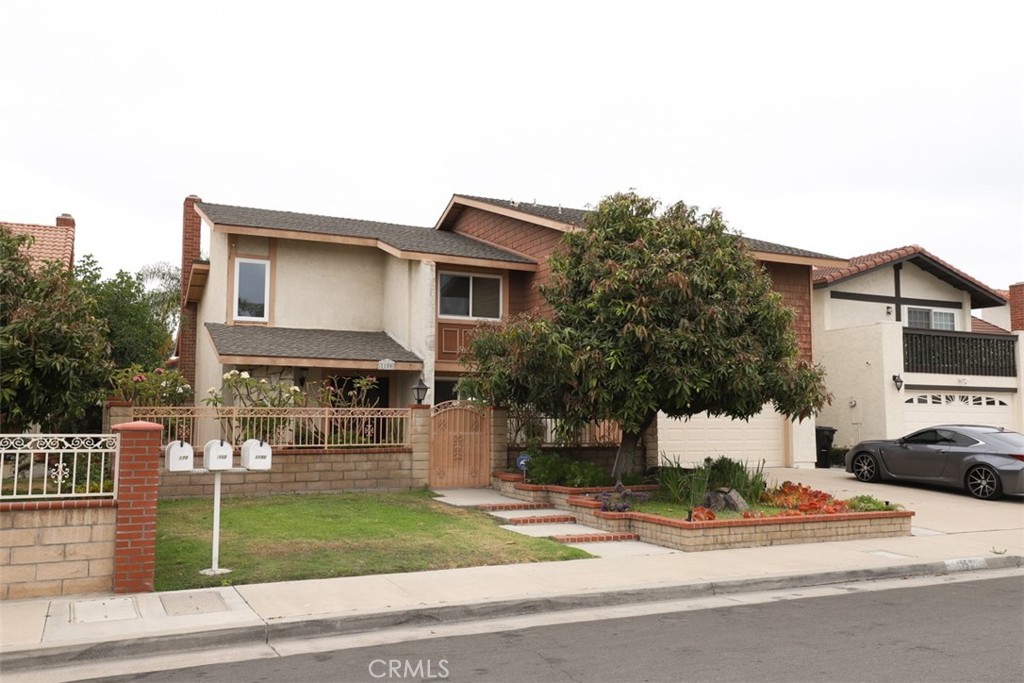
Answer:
xmin=110 ymin=365 xmax=192 ymax=406
xmin=565 ymin=460 xmax=609 ymax=488
xmin=845 ymin=494 xmax=901 ymax=512
xmin=526 ymin=451 xmax=610 ymax=487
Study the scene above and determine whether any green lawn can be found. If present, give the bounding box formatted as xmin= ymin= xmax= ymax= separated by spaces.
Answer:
xmin=632 ymin=497 xmax=780 ymax=520
xmin=155 ymin=491 xmax=591 ymax=591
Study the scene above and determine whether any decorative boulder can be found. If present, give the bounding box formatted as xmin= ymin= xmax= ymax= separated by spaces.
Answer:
xmin=702 ymin=487 xmax=749 ymax=512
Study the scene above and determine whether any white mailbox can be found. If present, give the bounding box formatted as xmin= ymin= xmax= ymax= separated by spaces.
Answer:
xmin=240 ymin=439 xmax=272 ymax=471
xmin=203 ymin=439 xmax=234 ymax=471
xmin=165 ymin=441 xmax=194 ymax=472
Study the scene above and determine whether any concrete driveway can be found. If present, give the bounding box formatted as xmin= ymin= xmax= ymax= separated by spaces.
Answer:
xmin=768 ymin=466 xmax=1024 ymax=535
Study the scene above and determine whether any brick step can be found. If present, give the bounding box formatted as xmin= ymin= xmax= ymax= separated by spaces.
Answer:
xmin=507 ymin=515 xmax=576 ymax=526
xmin=476 ymin=502 xmax=549 ymax=512
xmin=551 ymin=533 xmax=641 ymax=543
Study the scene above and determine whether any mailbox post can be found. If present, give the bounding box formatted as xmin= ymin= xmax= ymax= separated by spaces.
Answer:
xmin=165 ymin=439 xmax=275 ymax=577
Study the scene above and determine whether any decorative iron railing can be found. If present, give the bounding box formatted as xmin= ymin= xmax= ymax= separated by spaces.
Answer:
xmin=0 ymin=434 xmax=120 ymax=500
xmin=127 ymin=406 xmax=411 ymax=450
xmin=903 ymin=328 xmax=1017 ymax=377
xmin=507 ymin=414 xmax=622 ymax=448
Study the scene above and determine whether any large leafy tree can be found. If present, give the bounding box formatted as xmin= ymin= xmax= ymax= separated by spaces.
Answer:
xmin=461 ymin=192 xmax=830 ymax=480
xmin=138 ymin=261 xmax=181 ymax=336
xmin=77 ymin=257 xmax=173 ymax=368
xmin=0 ymin=227 xmax=113 ymax=432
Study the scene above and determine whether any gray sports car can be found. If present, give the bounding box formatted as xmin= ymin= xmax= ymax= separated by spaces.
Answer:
xmin=845 ymin=425 xmax=1024 ymax=500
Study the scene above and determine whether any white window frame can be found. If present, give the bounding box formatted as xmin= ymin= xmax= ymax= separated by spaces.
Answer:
xmin=234 ymin=257 xmax=271 ymax=322
xmin=437 ymin=272 xmax=502 ymax=321
xmin=907 ymin=307 xmax=956 ymax=331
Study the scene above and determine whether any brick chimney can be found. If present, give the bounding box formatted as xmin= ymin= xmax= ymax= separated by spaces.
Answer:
xmin=1009 ymin=282 xmax=1024 ymax=332
xmin=179 ymin=196 xmax=202 ymax=390
xmin=56 ymin=213 xmax=76 ymax=263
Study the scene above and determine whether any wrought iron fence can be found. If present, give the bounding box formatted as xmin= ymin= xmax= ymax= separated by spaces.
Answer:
xmin=0 ymin=434 xmax=120 ymax=500
xmin=507 ymin=413 xmax=621 ymax=448
xmin=903 ymin=329 xmax=1017 ymax=377
xmin=127 ymin=406 xmax=411 ymax=449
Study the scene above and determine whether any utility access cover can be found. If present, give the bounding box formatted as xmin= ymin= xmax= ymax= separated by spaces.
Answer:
xmin=160 ymin=590 xmax=229 ymax=616
xmin=71 ymin=597 xmax=139 ymax=623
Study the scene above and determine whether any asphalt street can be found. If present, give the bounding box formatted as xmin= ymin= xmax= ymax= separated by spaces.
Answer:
xmin=77 ymin=574 xmax=1024 ymax=683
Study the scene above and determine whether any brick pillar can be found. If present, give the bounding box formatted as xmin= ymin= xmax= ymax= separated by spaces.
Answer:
xmin=179 ymin=195 xmax=203 ymax=390
xmin=1009 ymin=283 xmax=1024 ymax=332
xmin=409 ymin=404 xmax=431 ymax=487
xmin=488 ymin=407 xmax=508 ymax=479
xmin=111 ymin=421 xmax=163 ymax=594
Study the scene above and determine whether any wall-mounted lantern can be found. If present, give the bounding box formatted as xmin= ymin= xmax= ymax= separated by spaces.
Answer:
xmin=412 ymin=377 xmax=429 ymax=405
xmin=892 ymin=374 xmax=904 ymax=391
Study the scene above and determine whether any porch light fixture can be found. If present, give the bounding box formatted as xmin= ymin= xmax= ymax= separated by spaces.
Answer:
xmin=892 ymin=374 xmax=904 ymax=391
xmin=412 ymin=378 xmax=429 ymax=405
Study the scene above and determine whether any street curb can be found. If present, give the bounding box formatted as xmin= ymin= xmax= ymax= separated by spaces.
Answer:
xmin=5 ymin=556 xmax=1021 ymax=672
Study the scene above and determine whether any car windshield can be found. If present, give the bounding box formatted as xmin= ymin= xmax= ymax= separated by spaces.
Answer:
xmin=984 ymin=430 xmax=1024 ymax=450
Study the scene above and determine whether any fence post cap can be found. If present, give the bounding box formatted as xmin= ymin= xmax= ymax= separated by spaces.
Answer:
xmin=112 ymin=421 xmax=165 ymax=432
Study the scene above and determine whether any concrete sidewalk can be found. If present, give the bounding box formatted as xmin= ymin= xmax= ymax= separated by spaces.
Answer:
xmin=2 ymin=468 xmax=1023 ymax=674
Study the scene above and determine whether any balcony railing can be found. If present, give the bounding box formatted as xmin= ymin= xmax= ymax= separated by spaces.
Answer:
xmin=1 ymin=434 xmax=120 ymax=500
xmin=903 ymin=328 xmax=1017 ymax=377
xmin=127 ymin=407 xmax=411 ymax=450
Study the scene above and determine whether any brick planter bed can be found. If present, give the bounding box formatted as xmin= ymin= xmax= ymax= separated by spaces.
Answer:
xmin=491 ymin=472 xmax=914 ymax=551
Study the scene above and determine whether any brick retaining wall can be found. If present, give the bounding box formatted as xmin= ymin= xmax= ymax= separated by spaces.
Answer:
xmin=493 ymin=474 xmax=914 ymax=551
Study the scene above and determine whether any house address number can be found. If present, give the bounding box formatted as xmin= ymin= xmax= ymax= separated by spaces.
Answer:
xmin=377 ymin=358 xmax=395 ymax=371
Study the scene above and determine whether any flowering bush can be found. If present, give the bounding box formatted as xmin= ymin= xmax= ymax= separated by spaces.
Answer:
xmin=202 ymin=370 xmax=306 ymax=408
xmin=310 ymin=375 xmax=380 ymax=409
xmin=110 ymin=365 xmax=192 ymax=406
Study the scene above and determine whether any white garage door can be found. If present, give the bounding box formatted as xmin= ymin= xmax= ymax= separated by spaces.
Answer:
xmin=903 ymin=392 xmax=1015 ymax=433
xmin=657 ymin=408 xmax=786 ymax=468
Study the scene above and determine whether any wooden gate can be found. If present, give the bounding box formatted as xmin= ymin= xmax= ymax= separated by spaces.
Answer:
xmin=430 ymin=401 xmax=490 ymax=488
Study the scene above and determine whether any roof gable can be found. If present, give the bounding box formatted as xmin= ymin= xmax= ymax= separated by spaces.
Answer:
xmin=436 ymin=194 xmax=845 ymax=267
xmin=813 ymin=245 xmax=1006 ymax=309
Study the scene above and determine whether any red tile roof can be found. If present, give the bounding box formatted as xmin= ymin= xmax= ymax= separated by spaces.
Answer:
xmin=971 ymin=316 xmax=1011 ymax=335
xmin=2 ymin=221 xmax=75 ymax=267
xmin=812 ymin=244 xmax=1005 ymax=309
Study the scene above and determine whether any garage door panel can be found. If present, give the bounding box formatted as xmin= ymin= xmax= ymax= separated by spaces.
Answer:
xmin=904 ymin=392 xmax=1015 ymax=433
xmin=658 ymin=408 xmax=785 ymax=467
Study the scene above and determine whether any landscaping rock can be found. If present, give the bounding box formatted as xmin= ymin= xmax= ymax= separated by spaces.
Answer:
xmin=702 ymin=488 xmax=749 ymax=512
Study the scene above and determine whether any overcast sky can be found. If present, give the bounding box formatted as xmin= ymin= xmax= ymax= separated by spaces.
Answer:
xmin=2 ymin=1 xmax=1021 ymax=293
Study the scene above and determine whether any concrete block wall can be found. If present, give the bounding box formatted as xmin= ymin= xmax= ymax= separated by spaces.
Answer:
xmin=0 ymin=503 xmax=116 ymax=599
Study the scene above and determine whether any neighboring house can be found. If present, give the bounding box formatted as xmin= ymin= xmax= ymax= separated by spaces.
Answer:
xmin=2 ymin=213 xmax=76 ymax=268
xmin=435 ymin=195 xmax=849 ymax=468
xmin=813 ymin=246 xmax=1023 ymax=447
xmin=177 ymin=195 xmax=536 ymax=412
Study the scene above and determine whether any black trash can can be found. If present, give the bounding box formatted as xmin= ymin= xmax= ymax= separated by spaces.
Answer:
xmin=815 ymin=426 xmax=837 ymax=469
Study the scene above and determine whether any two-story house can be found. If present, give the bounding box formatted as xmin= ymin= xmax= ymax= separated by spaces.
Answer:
xmin=812 ymin=245 xmax=1023 ymax=448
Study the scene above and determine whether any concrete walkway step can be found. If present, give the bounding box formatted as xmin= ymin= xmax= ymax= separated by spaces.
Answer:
xmin=507 ymin=515 xmax=577 ymax=526
xmin=553 ymin=532 xmax=641 ymax=543
xmin=476 ymin=502 xmax=549 ymax=512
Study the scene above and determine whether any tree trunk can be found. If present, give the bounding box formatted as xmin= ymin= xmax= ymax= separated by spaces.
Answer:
xmin=610 ymin=411 xmax=656 ymax=483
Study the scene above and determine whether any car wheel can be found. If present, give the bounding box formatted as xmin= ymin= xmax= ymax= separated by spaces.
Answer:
xmin=965 ymin=466 xmax=1002 ymax=500
xmin=851 ymin=452 xmax=881 ymax=483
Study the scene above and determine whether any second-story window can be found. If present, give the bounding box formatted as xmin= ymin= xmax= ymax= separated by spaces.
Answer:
xmin=907 ymin=307 xmax=955 ymax=331
xmin=235 ymin=258 xmax=270 ymax=322
xmin=439 ymin=273 xmax=500 ymax=319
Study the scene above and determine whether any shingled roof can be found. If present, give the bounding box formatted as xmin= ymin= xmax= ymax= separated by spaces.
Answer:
xmin=454 ymin=195 xmax=589 ymax=226
xmin=205 ymin=323 xmax=422 ymax=364
xmin=813 ymin=245 xmax=1006 ymax=309
xmin=197 ymin=202 xmax=534 ymax=266
xmin=2 ymin=219 xmax=75 ymax=267
xmin=441 ymin=195 xmax=842 ymax=263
